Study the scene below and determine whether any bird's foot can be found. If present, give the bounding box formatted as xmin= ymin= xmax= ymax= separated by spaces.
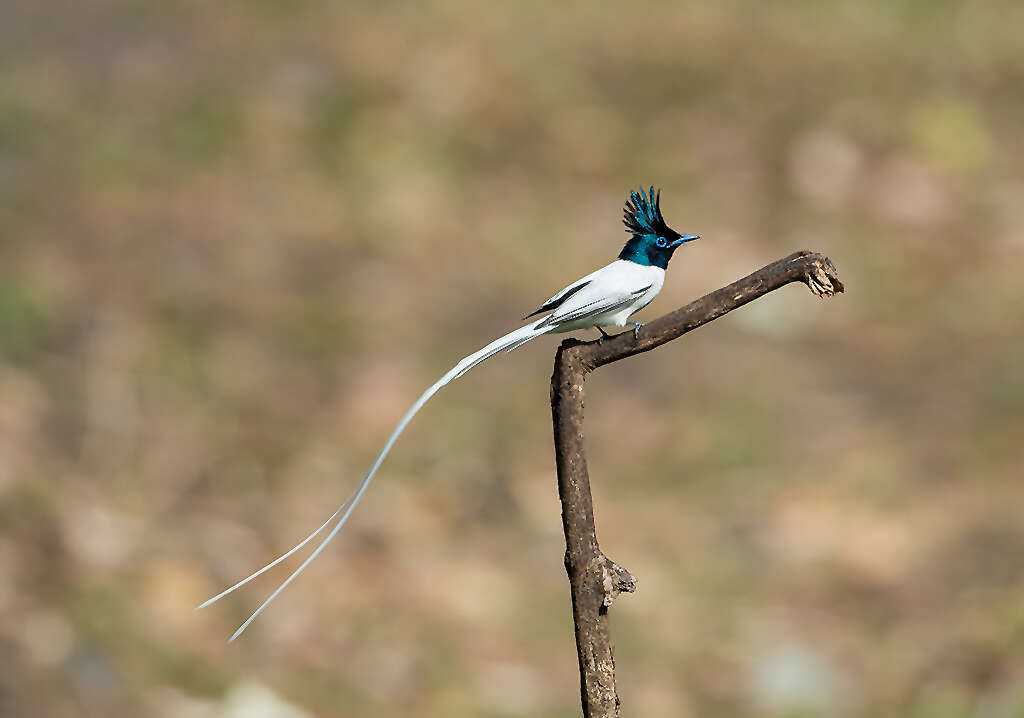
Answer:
xmin=597 ymin=327 xmax=612 ymax=344
xmin=627 ymin=321 xmax=644 ymax=340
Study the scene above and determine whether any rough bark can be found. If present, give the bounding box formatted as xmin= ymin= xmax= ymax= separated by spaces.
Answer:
xmin=550 ymin=251 xmax=843 ymax=717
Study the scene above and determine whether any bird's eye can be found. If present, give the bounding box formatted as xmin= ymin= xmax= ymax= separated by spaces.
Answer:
xmin=655 ymin=237 xmax=668 ymax=248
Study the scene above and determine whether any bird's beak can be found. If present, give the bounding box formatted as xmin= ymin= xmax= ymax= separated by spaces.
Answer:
xmin=671 ymin=234 xmax=700 ymax=248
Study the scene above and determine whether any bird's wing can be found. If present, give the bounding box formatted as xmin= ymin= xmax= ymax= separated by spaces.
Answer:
xmin=523 ymin=278 xmax=593 ymax=320
xmin=536 ymin=268 xmax=653 ymax=328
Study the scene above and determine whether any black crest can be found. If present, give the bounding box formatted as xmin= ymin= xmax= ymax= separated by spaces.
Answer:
xmin=623 ymin=186 xmax=668 ymax=238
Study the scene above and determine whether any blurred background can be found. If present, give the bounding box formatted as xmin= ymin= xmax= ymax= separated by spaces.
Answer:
xmin=2 ymin=1 xmax=1023 ymax=716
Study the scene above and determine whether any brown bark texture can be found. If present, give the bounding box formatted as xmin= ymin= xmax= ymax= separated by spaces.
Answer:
xmin=549 ymin=251 xmax=844 ymax=717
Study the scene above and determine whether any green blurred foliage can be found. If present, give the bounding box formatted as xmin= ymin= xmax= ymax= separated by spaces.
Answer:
xmin=1 ymin=1 xmax=1023 ymax=716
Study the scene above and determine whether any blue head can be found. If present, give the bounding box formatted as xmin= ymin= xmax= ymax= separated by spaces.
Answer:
xmin=618 ymin=187 xmax=699 ymax=269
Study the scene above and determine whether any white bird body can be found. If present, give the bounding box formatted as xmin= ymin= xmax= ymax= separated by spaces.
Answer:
xmin=541 ymin=259 xmax=665 ymax=333
xmin=198 ymin=188 xmax=697 ymax=641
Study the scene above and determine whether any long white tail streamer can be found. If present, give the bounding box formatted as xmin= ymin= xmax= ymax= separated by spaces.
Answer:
xmin=193 ymin=493 xmax=355 ymax=612
xmin=198 ymin=319 xmax=554 ymax=641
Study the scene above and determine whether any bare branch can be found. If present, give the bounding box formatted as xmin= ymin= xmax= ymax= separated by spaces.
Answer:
xmin=550 ymin=251 xmax=843 ymax=717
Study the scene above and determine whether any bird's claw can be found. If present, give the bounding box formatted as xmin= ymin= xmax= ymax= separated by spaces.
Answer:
xmin=631 ymin=322 xmax=644 ymax=340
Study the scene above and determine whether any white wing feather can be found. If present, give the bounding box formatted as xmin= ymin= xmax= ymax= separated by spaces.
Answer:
xmin=540 ymin=261 xmax=659 ymax=328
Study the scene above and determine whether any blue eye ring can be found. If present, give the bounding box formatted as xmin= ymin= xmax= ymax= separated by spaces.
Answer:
xmin=655 ymin=237 xmax=668 ymax=248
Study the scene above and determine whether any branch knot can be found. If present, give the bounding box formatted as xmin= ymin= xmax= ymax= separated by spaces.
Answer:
xmin=596 ymin=555 xmax=637 ymax=608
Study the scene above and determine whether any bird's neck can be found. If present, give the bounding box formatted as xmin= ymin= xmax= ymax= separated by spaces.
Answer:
xmin=618 ymin=237 xmax=669 ymax=269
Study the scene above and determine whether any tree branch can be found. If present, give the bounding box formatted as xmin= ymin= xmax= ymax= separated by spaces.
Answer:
xmin=550 ymin=251 xmax=843 ymax=717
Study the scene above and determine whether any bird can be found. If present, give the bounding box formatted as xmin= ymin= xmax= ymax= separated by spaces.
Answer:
xmin=197 ymin=186 xmax=699 ymax=640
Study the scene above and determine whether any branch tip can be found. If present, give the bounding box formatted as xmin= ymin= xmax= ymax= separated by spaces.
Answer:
xmin=804 ymin=255 xmax=844 ymax=297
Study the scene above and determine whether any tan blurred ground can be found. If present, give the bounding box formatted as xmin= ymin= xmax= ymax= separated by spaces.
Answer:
xmin=1 ymin=2 xmax=1023 ymax=716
